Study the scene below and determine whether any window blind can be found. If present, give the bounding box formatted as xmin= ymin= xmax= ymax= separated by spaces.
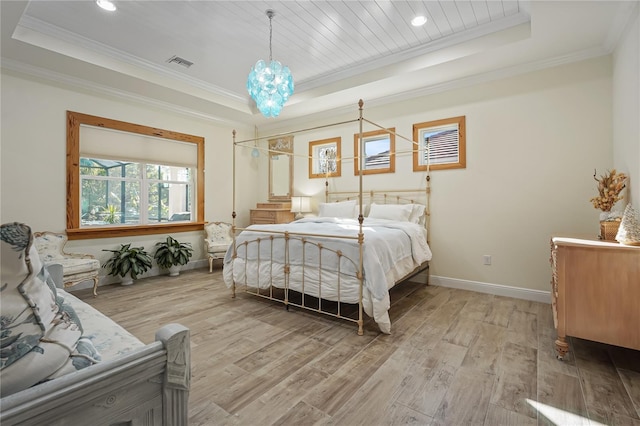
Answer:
xmin=80 ymin=125 xmax=197 ymax=168
xmin=426 ymin=128 xmax=459 ymax=165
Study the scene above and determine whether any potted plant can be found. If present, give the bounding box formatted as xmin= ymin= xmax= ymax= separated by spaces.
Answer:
xmin=102 ymin=243 xmax=153 ymax=285
xmin=154 ymin=236 xmax=193 ymax=276
xmin=590 ymin=169 xmax=627 ymax=240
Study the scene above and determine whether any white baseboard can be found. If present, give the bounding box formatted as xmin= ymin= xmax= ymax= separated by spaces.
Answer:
xmin=69 ymin=259 xmax=210 ymax=292
xmin=180 ymin=259 xmax=209 ymax=271
xmin=429 ymin=275 xmax=551 ymax=304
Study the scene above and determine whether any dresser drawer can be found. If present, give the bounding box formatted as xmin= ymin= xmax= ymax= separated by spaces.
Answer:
xmin=250 ymin=210 xmax=277 ymax=224
xmin=250 ymin=208 xmax=294 ymax=225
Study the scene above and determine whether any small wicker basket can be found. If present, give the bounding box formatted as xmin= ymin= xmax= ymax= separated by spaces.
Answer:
xmin=599 ymin=220 xmax=621 ymax=241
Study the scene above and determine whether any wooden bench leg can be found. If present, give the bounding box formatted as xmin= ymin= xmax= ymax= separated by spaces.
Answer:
xmin=92 ymin=276 xmax=99 ymax=297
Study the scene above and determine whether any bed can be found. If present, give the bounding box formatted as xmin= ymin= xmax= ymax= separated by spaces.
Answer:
xmin=225 ymin=100 xmax=432 ymax=334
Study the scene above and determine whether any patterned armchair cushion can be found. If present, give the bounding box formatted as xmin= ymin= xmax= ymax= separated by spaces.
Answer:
xmin=205 ymin=222 xmax=233 ymax=255
xmin=0 ymin=222 xmax=100 ymax=397
xmin=32 ymin=232 xmax=67 ymax=262
xmin=34 ymin=232 xmax=100 ymax=275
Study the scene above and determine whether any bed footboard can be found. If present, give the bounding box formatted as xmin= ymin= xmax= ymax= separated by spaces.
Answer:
xmin=230 ymin=230 xmax=366 ymax=335
xmin=0 ymin=323 xmax=190 ymax=426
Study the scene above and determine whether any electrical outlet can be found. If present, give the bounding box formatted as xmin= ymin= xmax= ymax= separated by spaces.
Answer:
xmin=483 ymin=255 xmax=492 ymax=265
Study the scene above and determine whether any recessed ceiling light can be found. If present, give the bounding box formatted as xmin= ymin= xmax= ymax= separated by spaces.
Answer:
xmin=96 ymin=0 xmax=116 ymax=12
xmin=411 ymin=15 xmax=427 ymax=27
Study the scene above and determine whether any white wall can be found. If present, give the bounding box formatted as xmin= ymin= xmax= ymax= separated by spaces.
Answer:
xmin=2 ymin=52 xmax=629 ymax=296
xmin=0 ymin=70 xmax=257 ymax=285
xmin=613 ymin=6 xmax=639 ymax=210
xmin=277 ymin=56 xmax=613 ymax=295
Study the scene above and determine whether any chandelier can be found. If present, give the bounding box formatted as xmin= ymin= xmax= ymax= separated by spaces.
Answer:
xmin=246 ymin=9 xmax=294 ymax=118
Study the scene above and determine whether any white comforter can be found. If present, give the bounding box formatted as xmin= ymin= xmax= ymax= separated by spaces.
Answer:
xmin=223 ymin=217 xmax=432 ymax=333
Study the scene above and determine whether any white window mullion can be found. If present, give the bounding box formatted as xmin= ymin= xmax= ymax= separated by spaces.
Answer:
xmin=140 ymin=163 xmax=149 ymax=223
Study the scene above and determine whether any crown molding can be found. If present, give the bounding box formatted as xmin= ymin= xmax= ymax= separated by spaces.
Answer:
xmin=380 ymin=46 xmax=611 ymax=105
xmin=16 ymin=14 xmax=247 ymax=104
xmin=3 ymin=42 xmax=611 ymax=133
xmin=260 ymin=45 xmax=610 ymax=132
xmin=603 ymin=1 xmax=639 ymax=53
xmin=296 ymin=12 xmax=531 ymax=93
xmin=0 ymin=58 xmax=241 ymax=126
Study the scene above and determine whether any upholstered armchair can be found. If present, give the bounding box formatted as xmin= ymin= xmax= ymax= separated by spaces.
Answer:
xmin=33 ymin=231 xmax=101 ymax=296
xmin=204 ymin=222 xmax=233 ymax=272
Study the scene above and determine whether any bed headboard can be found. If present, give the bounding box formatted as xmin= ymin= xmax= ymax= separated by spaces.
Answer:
xmin=327 ymin=189 xmax=427 ymax=207
xmin=325 ymin=187 xmax=431 ymax=239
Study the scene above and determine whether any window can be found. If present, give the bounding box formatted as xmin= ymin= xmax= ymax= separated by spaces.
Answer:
xmin=67 ymin=111 xmax=204 ymax=239
xmin=80 ymin=160 xmax=192 ymax=225
xmin=309 ymin=137 xmax=341 ymax=179
xmin=413 ymin=116 xmax=466 ymax=171
xmin=354 ymin=128 xmax=395 ymax=175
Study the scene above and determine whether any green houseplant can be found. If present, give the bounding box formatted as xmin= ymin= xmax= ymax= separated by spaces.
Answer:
xmin=102 ymin=243 xmax=153 ymax=285
xmin=154 ymin=236 xmax=193 ymax=276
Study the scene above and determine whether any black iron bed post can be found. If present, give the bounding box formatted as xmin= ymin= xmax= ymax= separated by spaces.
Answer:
xmin=357 ymin=99 xmax=365 ymax=336
xmin=231 ymin=129 xmax=237 ymax=298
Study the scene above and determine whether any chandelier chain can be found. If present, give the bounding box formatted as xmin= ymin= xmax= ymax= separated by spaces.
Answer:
xmin=269 ymin=13 xmax=273 ymax=61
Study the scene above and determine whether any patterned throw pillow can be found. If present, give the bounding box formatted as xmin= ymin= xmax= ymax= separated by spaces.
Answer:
xmin=0 ymin=222 xmax=100 ymax=397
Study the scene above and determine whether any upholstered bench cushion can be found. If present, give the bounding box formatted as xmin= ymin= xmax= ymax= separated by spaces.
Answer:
xmin=59 ymin=289 xmax=144 ymax=360
xmin=55 ymin=257 xmax=101 ymax=275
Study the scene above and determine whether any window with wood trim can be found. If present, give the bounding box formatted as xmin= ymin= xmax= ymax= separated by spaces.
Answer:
xmin=309 ymin=137 xmax=341 ymax=179
xmin=354 ymin=128 xmax=395 ymax=175
xmin=66 ymin=111 xmax=205 ymax=239
xmin=413 ymin=116 xmax=466 ymax=171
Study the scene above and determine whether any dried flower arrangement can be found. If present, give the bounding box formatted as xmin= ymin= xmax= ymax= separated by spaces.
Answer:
xmin=590 ymin=169 xmax=627 ymax=213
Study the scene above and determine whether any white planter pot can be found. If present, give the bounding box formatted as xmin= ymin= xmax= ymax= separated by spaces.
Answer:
xmin=120 ymin=276 xmax=134 ymax=286
xmin=168 ymin=265 xmax=181 ymax=277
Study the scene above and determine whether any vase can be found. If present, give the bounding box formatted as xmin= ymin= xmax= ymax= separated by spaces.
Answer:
xmin=120 ymin=276 xmax=134 ymax=286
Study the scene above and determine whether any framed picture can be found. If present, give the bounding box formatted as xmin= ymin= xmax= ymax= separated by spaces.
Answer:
xmin=413 ymin=116 xmax=466 ymax=171
xmin=309 ymin=137 xmax=341 ymax=179
xmin=354 ymin=128 xmax=395 ymax=175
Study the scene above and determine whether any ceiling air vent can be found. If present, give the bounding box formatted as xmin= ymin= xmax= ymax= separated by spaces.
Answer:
xmin=166 ymin=55 xmax=193 ymax=68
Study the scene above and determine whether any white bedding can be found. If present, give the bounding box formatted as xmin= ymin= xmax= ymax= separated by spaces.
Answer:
xmin=223 ymin=217 xmax=432 ymax=333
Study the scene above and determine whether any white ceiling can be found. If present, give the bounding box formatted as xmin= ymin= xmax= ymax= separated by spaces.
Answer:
xmin=1 ymin=1 xmax=636 ymax=128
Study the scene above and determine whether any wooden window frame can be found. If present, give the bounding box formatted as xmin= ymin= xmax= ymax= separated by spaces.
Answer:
xmin=353 ymin=128 xmax=396 ymax=176
xmin=66 ymin=111 xmax=205 ymax=240
xmin=308 ymin=137 xmax=341 ymax=179
xmin=413 ymin=116 xmax=466 ymax=171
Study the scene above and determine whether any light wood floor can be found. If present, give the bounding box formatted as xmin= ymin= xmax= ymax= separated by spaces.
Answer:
xmin=74 ymin=268 xmax=640 ymax=426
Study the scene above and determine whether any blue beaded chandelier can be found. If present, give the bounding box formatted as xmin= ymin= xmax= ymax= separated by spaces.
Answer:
xmin=247 ymin=9 xmax=294 ymax=118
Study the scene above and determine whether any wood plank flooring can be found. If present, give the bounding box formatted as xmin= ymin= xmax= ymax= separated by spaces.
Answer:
xmin=74 ymin=268 xmax=640 ymax=426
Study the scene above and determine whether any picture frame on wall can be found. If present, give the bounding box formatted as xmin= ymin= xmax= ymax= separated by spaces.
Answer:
xmin=309 ymin=137 xmax=341 ymax=179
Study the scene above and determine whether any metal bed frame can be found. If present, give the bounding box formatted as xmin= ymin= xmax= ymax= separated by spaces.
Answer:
xmin=228 ymin=100 xmax=431 ymax=335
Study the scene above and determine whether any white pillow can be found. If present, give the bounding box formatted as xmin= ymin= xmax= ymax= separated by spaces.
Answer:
xmin=318 ymin=200 xmax=357 ymax=218
xmin=409 ymin=204 xmax=426 ymax=224
xmin=368 ymin=203 xmax=413 ymax=222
